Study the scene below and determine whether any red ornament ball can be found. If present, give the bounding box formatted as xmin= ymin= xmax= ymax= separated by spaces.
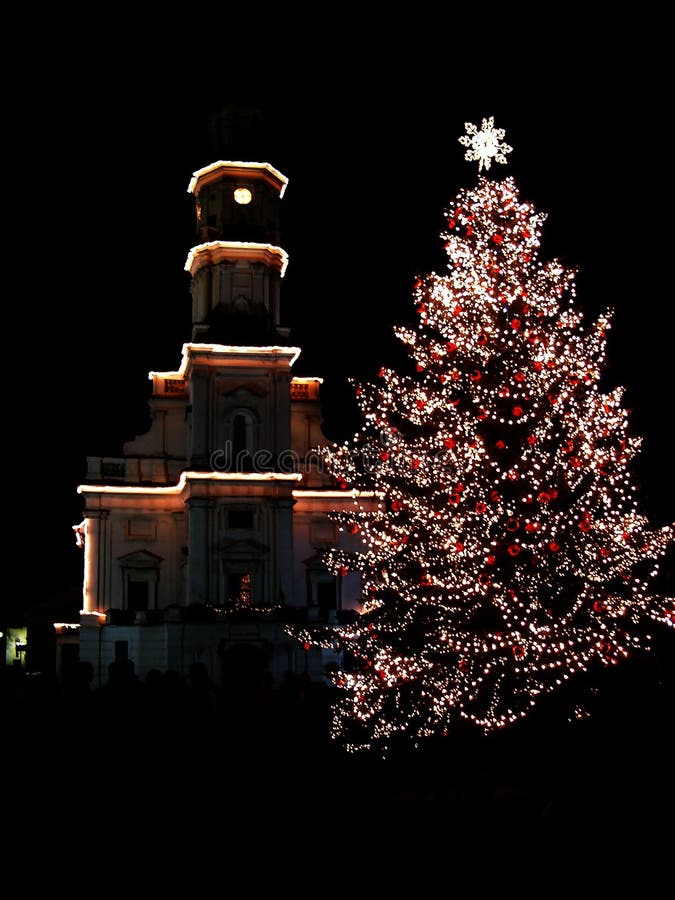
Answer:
xmin=443 ymin=437 xmax=456 ymax=449
xmin=490 ymin=490 xmax=501 ymax=502
xmin=508 ymin=544 xmax=521 ymax=557
xmin=470 ymin=369 xmax=482 ymax=382
xmin=549 ymin=541 xmax=560 ymax=552
xmin=446 ymin=341 xmax=457 ymax=353
xmin=492 ymin=233 xmax=504 ymax=244
xmin=593 ymin=600 xmax=605 ymax=613
xmin=495 ymin=440 xmax=506 ymax=450
xmin=347 ymin=523 xmax=359 ymax=535
xmin=411 ymin=458 xmax=421 ymax=470
xmin=416 ymin=399 xmax=426 ymax=410
xmin=514 ymin=371 xmax=526 ymax=383
xmin=379 ymin=450 xmax=389 ymax=462
xmin=475 ymin=502 xmax=487 ymax=514
xmin=511 ymin=318 xmax=522 ymax=330
xmin=513 ymin=405 xmax=524 ymax=417
xmin=339 ymin=565 xmax=349 ymax=577
xmin=303 ymin=642 xmax=311 ymax=652
xmin=454 ymin=542 xmax=464 ymax=553
xmin=391 ymin=500 xmax=403 ymax=511
xmin=415 ymin=363 xmax=425 ymax=372
xmin=527 ymin=435 xmax=536 ymax=446
xmin=512 ymin=645 xmax=526 ymax=659
xmin=338 ymin=479 xmax=348 ymax=490
xmin=486 ymin=555 xmax=496 ymax=565
xmin=378 ymin=367 xmax=385 ymax=378
xmin=525 ymin=522 xmax=540 ymax=533
xmin=506 ymin=517 xmax=520 ymax=532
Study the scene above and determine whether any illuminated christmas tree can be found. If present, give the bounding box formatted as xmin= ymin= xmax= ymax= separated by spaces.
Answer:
xmin=301 ymin=119 xmax=674 ymax=752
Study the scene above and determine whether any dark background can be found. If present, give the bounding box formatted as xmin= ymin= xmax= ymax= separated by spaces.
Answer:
xmin=7 ymin=24 xmax=673 ymax=622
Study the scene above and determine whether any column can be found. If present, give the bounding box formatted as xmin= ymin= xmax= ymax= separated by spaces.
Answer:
xmin=274 ymin=494 xmax=295 ymax=606
xmin=186 ymin=497 xmax=211 ymax=606
xmin=83 ymin=510 xmax=109 ymax=612
xmin=189 ymin=367 xmax=210 ymax=468
xmin=172 ymin=511 xmax=186 ymax=606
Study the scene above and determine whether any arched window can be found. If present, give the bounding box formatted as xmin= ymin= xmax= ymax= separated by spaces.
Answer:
xmin=230 ymin=410 xmax=255 ymax=471
xmin=232 ymin=414 xmax=247 ymax=458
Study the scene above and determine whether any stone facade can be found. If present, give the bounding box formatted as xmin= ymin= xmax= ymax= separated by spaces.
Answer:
xmin=68 ymin=161 xmax=375 ymax=687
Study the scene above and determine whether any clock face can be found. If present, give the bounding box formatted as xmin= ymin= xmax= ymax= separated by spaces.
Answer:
xmin=234 ymin=187 xmax=252 ymax=205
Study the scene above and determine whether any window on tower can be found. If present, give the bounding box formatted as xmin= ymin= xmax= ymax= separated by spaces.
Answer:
xmin=231 ymin=411 xmax=255 ymax=471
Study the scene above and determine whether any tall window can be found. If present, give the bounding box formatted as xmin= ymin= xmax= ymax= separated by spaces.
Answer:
xmin=127 ymin=581 xmax=149 ymax=612
xmin=230 ymin=411 xmax=254 ymax=471
xmin=232 ymin=414 xmax=247 ymax=458
xmin=228 ymin=572 xmax=252 ymax=606
xmin=118 ymin=550 xmax=162 ymax=613
xmin=317 ymin=580 xmax=337 ymax=618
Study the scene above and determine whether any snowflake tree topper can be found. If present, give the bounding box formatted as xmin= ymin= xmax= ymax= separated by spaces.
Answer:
xmin=459 ymin=117 xmax=512 ymax=172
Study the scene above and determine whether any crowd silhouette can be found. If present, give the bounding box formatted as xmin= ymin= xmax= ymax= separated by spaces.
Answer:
xmin=2 ymin=646 xmax=673 ymax=823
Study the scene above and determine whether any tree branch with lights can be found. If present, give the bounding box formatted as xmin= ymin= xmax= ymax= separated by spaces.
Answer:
xmin=297 ymin=120 xmax=674 ymax=752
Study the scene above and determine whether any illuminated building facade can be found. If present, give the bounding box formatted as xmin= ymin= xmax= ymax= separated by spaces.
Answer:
xmin=70 ymin=161 xmax=371 ymax=686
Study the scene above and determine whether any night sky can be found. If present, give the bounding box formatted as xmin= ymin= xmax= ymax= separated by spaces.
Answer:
xmin=11 ymin=34 xmax=673 ymax=620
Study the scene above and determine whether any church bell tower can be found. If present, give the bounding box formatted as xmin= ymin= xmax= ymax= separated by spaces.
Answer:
xmin=186 ymin=161 xmax=289 ymax=343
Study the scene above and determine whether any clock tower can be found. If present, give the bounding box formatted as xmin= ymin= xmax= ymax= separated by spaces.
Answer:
xmin=70 ymin=155 xmax=377 ymax=690
xmin=186 ymin=161 xmax=289 ymax=343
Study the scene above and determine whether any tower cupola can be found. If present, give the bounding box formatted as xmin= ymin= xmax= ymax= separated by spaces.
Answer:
xmin=186 ymin=161 xmax=289 ymax=342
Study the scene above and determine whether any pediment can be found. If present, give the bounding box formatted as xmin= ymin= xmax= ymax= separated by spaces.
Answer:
xmin=217 ymin=381 xmax=268 ymax=398
xmin=218 ymin=538 xmax=269 ymax=557
xmin=302 ymin=551 xmax=331 ymax=571
xmin=117 ymin=549 xmax=164 ymax=568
